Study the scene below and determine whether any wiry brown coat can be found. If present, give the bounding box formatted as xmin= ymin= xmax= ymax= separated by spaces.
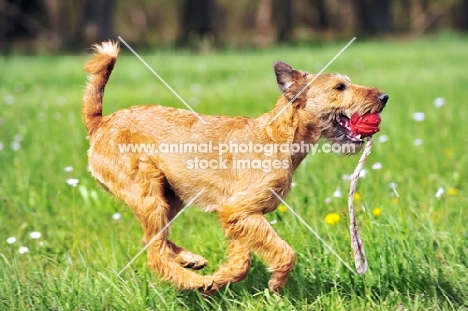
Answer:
xmin=82 ymin=41 xmax=387 ymax=294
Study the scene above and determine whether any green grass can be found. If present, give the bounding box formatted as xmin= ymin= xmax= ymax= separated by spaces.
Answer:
xmin=1 ymin=34 xmax=468 ymax=310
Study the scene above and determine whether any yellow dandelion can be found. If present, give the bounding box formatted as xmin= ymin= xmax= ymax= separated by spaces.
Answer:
xmin=392 ymin=197 xmax=399 ymax=205
xmin=354 ymin=192 xmax=362 ymax=201
xmin=443 ymin=148 xmax=453 ymax=157
xmin=324 ymin=212 xmax=341 ymax=225
xmin=278 ymin=204 xmax=288 ymax=212
xmin=371 ymin=207 xmax=381 ymax=217
xmin=448 ymin=188 xmax=458 ymax=196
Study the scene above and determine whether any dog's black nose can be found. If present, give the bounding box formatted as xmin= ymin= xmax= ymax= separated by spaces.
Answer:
xmin=378 ymin=93 xmax=389 ymax=105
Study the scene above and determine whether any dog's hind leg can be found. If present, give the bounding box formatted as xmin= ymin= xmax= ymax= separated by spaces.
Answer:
xmin=123 ymin=156 xmax=212 ymax=290
xmin=165 ymin=188 xmax=209 ymax=270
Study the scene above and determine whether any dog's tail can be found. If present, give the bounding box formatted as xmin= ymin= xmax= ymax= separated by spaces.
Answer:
xmin=82 ymin=41 xmax=120 ymax=136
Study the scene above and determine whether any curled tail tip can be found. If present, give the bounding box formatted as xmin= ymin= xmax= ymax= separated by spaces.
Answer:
xmin=91 ymin=40 xmax=120 ymax=58
xmin=82 ymin=40 xmax=119 ymax=135
xmin=84 ymin=40 xmax=119 ymax=75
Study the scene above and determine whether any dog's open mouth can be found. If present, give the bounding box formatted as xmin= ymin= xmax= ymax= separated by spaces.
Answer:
xmin=335 ymin=113 xmax=381 ymax=142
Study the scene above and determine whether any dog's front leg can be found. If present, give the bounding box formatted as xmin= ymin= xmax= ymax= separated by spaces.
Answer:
xmin=212 ymin=205 xmax=296 ymax=293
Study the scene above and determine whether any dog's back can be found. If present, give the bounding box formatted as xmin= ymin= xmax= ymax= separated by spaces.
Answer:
xmin=82 ymin=41 xmax=387 ymax=295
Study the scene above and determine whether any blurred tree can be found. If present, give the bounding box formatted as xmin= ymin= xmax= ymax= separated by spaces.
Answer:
xmin=42 ymin=0 xmax=64 ymax=51
xmin=338 ymin=0 xmax=357 ymax=33
xmin=276 ymin=0 xmax=293 ymax=42
xmin=82 ymin=0 xmax=116 ymax=44
xmin=0 ymin=0 xmax=45 ymax=51
xmin=254 ymin=0 xmax=274 ymax=46
xmin=462 ymin=0 xmax=468 ymax=29
xmin=316 ymin=0 xmax=329 ymax=30
xmin=178 ymin=0 xmax=216 ymax=47
xmin=1 ymin=0 xmax=468 ymax=52
xmin=355 ymin=0 xmax=392 ymax=34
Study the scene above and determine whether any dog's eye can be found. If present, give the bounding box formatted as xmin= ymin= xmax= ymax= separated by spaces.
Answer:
xmin=335 ymin=83 xmax=346 ymax=91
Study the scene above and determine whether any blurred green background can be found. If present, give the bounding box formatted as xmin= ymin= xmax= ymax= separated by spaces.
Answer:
xmin=1 ymin=1 xmax=468 ymax=310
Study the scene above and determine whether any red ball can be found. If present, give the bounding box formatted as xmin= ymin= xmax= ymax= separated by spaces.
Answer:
xmin=349 ymin=113 xmax=381 ymax=137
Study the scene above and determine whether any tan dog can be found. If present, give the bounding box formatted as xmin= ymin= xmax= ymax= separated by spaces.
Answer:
xmin=82 ymin=41 xmax=388 ymax=294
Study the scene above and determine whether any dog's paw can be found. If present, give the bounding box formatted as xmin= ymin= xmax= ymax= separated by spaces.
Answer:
xmin=198 ymin=277 xmax=220 ymax=297
xmin=268 ymin=278 xmax=286 ymax=293
xmin=175 ymin=252 xmax=209 ymax=270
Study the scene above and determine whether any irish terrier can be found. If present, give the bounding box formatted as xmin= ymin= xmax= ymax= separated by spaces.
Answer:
xmin=82 ymin=41 xmax=388 ymax=295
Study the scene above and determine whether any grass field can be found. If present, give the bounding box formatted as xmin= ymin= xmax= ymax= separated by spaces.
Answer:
xmin=1 ymin=34 xmax=468 ymax=310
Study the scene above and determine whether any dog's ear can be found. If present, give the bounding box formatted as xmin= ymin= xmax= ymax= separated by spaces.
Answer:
xmin=274 ymin=61 xmax=306 ymax=98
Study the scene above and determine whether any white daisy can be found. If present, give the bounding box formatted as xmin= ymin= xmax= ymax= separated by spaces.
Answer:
xmin=19 ymin=246 xmax=29 ymax=254
xmin=413 ymin=112 xmax=425 ymax=122
xmin=435 ymin=187 xmax=444 ymax=198
xmin=371 ymin=162 xmax=382 ymax=170
xmin=30 ymin=231 xmax=41 ymax=239
xmin=379 ymin=135 xmax=389 ymax=143
xmin=11 ymin=141 xmax=20 ymax=151
xmin=342 ymin=174 xmax=352 ymax=181
xmin=66 ymin=178 xmax=79 ymax=187
xmin=333 ymin=189 xmax=342 ymax=198
xmin=359 ymin=169 xmax=367 ymax=178
xmin=434 ymin=97 xmax=444 ymax=108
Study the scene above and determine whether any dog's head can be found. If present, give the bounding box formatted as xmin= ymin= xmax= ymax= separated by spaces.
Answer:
xmin=274 ymin=61 xmax=388 ymax=154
